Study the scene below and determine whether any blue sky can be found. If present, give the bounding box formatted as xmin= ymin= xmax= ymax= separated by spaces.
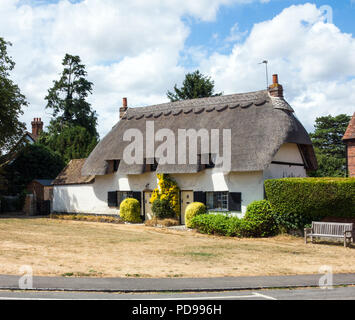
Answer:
xmin=185 ymin=0 xmax=355 ymax=66
xmin=1 ymin=0 xmax=354 ymax=136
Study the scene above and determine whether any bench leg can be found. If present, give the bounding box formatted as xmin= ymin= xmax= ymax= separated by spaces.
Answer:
xmin=305 ymin=234 xmax=307 ymax=244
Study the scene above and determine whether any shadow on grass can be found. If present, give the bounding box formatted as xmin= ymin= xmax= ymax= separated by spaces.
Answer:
xmin=0 ymin=213 xmax=49 ymax=219
xmin=307 ymin=239 xmax=354 ymax=249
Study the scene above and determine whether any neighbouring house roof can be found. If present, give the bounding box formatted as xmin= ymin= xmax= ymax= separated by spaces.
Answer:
xmin=0 ymin=131 xmax=37 ymax=167
xmin=52 ymin=159 xmax=95 ymax=186
xmin=25 ymin=131 xmax=37 ymax=143
xmin=343 ymin=113 xmax=355 ymax=141
xmin=82 ymin=90 xmax=317 ymax=176
xmin=32 ymin=179 xmax=53 ymax=187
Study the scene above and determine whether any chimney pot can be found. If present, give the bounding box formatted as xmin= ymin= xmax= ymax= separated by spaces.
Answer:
xmin=268 ymin=74 xmax=283 ymax=98
xmin=272 ymin=74 xmax=278 ymax=84
xmin=120 ymin=97 xmax=128 ymax=120
xmin=31 ymin=117 xmax=44 ymax=139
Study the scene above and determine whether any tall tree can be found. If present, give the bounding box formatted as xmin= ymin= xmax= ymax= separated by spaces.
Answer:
xmin=41 ymin=54 xmax=99 ymax=161
xmin=45 ymin=54 xmax=98 ymax=137
xmin=167 ymin=70 xmax=222 ymax=102
xmin=39 ymin=126 xmax=98 ymax=164
xmin=0 ymin=38 xmax=28 ymax=155
xmin=309 ymin=114 xmax=351 ymax=177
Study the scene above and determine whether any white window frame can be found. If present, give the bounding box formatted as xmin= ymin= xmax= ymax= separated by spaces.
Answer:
xmin=206 ymin=191 xmax=229 ymax=211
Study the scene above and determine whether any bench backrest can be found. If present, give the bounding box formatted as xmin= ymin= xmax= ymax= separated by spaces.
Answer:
xmin=312 ymin=222 xmax=353 ymax=236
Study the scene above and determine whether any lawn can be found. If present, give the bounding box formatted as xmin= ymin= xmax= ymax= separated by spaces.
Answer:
xmin=0 ymin=217 xmax=354 ymax=278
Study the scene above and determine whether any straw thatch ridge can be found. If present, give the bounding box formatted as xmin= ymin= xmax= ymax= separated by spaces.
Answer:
xmin=82 ymin=90 xmax=317 ymax=176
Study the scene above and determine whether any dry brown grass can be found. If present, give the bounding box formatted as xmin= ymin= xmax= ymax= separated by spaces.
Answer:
xmin=0 ymin=217 xmax=354 ymax=278
xmin=144 ymin=218 xmax=180 ymax=227
xmin=50 ymin=213 xmax=123 ymax=224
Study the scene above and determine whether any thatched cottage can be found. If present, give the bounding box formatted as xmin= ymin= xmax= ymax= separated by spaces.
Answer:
xmin=52 ymin=75 xmax=317 ymax=223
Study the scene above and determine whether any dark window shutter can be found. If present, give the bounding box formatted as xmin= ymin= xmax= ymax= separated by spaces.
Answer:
xmin=193 ymin=191 xmax=206 ymax=205
xmin=132 ymin=191 xmax=142 ymax=217
xmin=108 ymin=191 xmax=118 ymax=207
xmin=228 ymin=192 xmax=241 ymax=211
xmin=117 ymin=192 xmax=123 ymax=208
xmin=132 ymin=191 xmax=142 ymax=206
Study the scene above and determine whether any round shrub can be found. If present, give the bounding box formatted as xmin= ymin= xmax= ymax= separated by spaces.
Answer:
xmin=151 ymin=198 xmax=175 ymax=219
xmin=119 ymin=198 xmax=142 ymax=223
xmin=241 ymin=200 xmax=277 ymax=237
xmin=185 ymin=202 xmax=207 ymax=228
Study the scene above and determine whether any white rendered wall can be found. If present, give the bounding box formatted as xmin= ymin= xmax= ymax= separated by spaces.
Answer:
xmin=53 ymin=143 xmax=308 ymax=217
xmin=53 ymin=170 xmax=264 ymax=216
xmin=171 ymin=170 xmax=264 ymax=215
xmin=53 ymin=171 xmax=158 ymax=215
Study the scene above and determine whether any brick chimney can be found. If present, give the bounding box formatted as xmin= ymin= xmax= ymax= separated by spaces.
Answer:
xmin=120 ymin=97 xmax=128 ymax=119
xmin=268 ymin=74 xmax=284 ymax=98
xmin=343 ymin=112 xmax=355 ymax=177
xmin=31 ymin=117 xmax=43 ymax=139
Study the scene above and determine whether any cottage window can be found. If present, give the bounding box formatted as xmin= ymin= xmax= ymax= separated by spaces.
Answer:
xmin=144 ymin=158 xmax=158 ymax=172
xmin=117 ymin=191 xmax=142 ymax=208
xmin=206 ymin=191 xmax=228 ymax=210
xmin=113 ymin=160 xmax=120 ymax=172
xmin=203 ymin=191 xmax=242 ymax=211
xmin=118 ymin=191 xmax=134 ymax=206
xmin=150 ymin=158 xmax=158 ymax=172
xmin=205 ymin=153 xmax=215 ymax=169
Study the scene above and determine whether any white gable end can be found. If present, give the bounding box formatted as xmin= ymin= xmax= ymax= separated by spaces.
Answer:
xmin=263 ymin=143 xmax=307 ymax=179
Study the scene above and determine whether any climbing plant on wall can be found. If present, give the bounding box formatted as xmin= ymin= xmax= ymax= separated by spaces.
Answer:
xmin=150 ymin=174 xmax=180 ymax=218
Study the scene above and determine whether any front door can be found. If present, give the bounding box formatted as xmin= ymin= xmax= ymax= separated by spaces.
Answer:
xmin=144 ymin=191 xmax=153 ymax=220
xmin=180 ymin=190 xmax=193 ymax=225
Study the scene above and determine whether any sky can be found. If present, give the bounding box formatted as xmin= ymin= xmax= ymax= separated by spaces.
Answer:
xmin=1 ymin=0 xmax=355 ymax=138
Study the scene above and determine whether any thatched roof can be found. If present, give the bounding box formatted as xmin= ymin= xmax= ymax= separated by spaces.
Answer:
xmin=82 ymin=90 xmax=317 ymax=175
xmin=343 ymin=112 xmax=355 ymax=141
xmin=53 ymin=159 xmax=95 ymax=186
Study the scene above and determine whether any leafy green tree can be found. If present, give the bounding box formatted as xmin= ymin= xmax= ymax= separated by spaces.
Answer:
xmin=309 ymin=114 xmax=351 ymax=177
xmin=5 ymin=144 xmax=65 ymax=194
xmin=41 ymin=54 xmax=99 ymax=161
xmin=45 ymin=54 xmax=98 ymax=137
xmin=0 ymin=38 xmax=28 ymax=154
xmin=39 ymin=126 xmax=97 ymax=163
xmin=167 ymin=70 xmax=222 ymax=102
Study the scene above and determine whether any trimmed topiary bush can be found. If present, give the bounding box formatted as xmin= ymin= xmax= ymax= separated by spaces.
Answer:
xmin=151 ymin=198 xmax=175 ymax=219
xmin=185 ymin=202 xmax=207 ymax=228
xmin=119 ymin=198 xmax=142 ymax=223
xmin=265 ymin=178 xmax=355 ymax=230
xmin=240 ymin=200 xmax=278 ymax=237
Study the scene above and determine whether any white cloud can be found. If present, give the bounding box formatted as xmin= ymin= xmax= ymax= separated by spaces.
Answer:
xmin=198 ymin=3 xmax=355 ymax=131
xmin=0 ymin=1 xmax=354 ymax=139
xmin=225 ymin=23 xmax=248 ymax=42
xmin=0 ymin=0 xmax=266 ymax=137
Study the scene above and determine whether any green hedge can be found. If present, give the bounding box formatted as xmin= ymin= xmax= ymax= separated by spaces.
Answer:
xmin=190 ymin=200 xmax=278 ymax=238
xmin=190 ymin=214 xmax=242 ymax=237
xmin=264 ymin=178 xmax=355 ymax=230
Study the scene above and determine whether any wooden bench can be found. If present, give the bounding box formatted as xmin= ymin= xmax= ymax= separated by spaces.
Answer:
xmin=304 ymin=222 xmax=354 ymax=248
